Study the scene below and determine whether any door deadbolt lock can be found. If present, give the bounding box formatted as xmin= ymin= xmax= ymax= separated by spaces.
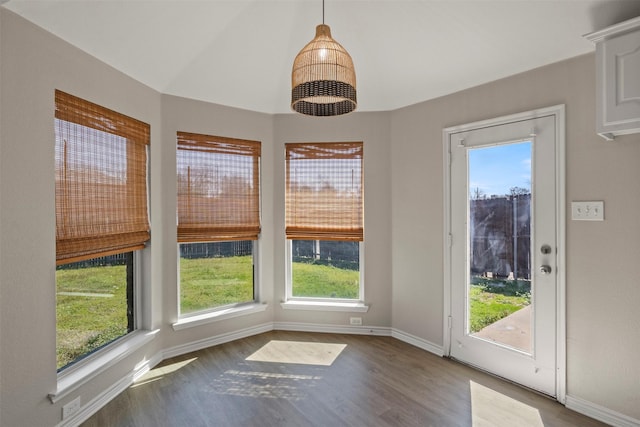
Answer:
xmin=541 ymin=245 xmax=552 ymax=254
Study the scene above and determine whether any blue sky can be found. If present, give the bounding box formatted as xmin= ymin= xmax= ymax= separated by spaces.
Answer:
xmin=468 ymin=141 xmax=531 ymax=197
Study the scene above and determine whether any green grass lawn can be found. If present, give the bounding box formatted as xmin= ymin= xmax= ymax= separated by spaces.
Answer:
xmin=469 ymin=278 xmax=531 ymax=333
xmin=179 ymin=255 xmax=254 ymax=314
xmin=292 ymin=262 xmax=359 ymax=298
xmin=56 ymin=264 xmax=129 ymax=369
xmin=56 ymin=257 xmax=359 ymax=369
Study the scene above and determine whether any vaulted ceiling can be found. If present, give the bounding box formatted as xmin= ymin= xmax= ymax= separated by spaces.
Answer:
xmin=4 ymin=0 xmax=640 ymax=114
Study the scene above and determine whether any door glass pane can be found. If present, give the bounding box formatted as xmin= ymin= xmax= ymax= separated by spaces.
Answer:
xmin=467 ymin=141 xmax=532 ymax=353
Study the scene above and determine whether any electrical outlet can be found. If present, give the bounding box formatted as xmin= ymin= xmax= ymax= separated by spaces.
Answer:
xmin=571 ymin=201 xmax=604 ymax=221
xmin=350 ymin=317 xmax=362 ymax=326
xmin=62 ymin=397 xmax=81 ymax=420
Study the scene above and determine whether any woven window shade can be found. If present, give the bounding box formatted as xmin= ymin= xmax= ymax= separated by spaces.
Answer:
xmin=177 ymin=132 xmax=261 ymax=243
xmin=55 ymin=90 xmax=150 ymax=265
xmin=285 ymin=142 xmax=363 ymax=241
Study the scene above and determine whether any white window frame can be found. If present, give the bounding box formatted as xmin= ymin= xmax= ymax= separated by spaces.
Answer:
xmin=50 ymin=250 xmax=158 ymax=403
xmin=173 ymin=239 xmax=267 ymax=330
xmin=281 ymin=240 xmax=368 ymax=312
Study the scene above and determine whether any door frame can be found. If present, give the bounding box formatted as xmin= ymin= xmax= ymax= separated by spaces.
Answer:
xmin=442 ymin=105 xmax=566 ymax=403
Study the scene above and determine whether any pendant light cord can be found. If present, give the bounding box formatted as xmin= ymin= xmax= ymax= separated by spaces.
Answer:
xmin=322 ymin=0 xmax=325 ymax=24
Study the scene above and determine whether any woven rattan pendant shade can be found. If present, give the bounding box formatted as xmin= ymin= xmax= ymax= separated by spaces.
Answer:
xmin=291 ymin=24 xmax=357 ymax=116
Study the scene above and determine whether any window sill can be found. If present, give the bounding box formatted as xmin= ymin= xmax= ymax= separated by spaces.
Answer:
xmin=280 ymin=300 xmax=370 ymax=312
xmin=49 ymin=329 xmax=159 ymax=403
xmin=172 ymin=302 xmax=269 ymax=331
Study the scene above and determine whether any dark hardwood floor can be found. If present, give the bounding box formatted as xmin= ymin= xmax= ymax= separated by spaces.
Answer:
xmin=82 ymin=331 xmax=606 ymax=427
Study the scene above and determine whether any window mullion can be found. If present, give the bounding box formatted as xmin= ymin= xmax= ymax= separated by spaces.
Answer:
xmin=126 ymin=251 xmax=134 ymax=332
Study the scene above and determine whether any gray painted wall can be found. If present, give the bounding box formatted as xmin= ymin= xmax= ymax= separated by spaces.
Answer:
xmin=0 ymin=10 xmax=164 ymax=427
xmin=1 ymin=7 xmax=638 ymax=426
xmin=160 ymin=95 xmax=276 ymax=350
xmin=273 ymin=112 xmax=393 ymax=328
xmin=390 ymin=54 xmax=640 ymax=419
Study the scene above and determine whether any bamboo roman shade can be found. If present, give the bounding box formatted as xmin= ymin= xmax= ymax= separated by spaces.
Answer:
xmin=54 ymin=90 xmax=150 ymax=265
xmin=177 ymin=132 xmax=261 ymax=242
xmin=285 ymin=142 xmax=363 ymax=241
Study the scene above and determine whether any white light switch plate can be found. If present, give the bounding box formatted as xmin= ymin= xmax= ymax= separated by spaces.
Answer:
xmin=571 ymin=201 xmax=604 ymax=221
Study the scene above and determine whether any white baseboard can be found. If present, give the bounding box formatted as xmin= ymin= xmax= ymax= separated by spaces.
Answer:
xmin=163 ymin=322 xmax=274 ymax=359
xmin=391 ymin=328 xmax=444 ymax=357
xmin=272 ymin=323 xmax=444 ymax=359
xmin=273 ymin=321 xmax=391 ymax=336
xmin=566 ymin=395 xmax=640 ymax=427
xmin=56 ymin=352 xmax=163 ymax=427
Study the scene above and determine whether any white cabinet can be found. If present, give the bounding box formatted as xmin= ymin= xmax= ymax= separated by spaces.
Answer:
xmin=585 ymin=17 xmax=640 ymax=141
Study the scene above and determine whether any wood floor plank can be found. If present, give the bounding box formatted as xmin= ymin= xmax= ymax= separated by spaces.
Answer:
xmin=82 ymin=331 xmax=606 ymax=427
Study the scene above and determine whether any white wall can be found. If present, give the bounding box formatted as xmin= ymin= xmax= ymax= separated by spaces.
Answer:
xmin=2 ymin=6 xmax=639 ymax=426
xmin=390 ymin=54 xmax=640 ymax=420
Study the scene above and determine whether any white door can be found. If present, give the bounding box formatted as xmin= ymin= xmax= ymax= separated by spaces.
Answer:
xmin=445 ymin=106 xmax=564 ymax=397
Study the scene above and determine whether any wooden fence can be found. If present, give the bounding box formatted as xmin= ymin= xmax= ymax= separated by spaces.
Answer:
xmin=470 ymin=194 xmax=531 ymax=279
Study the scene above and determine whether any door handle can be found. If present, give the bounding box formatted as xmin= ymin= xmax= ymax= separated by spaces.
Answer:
xmin=540 ymin=265 xmax=552 ymax=275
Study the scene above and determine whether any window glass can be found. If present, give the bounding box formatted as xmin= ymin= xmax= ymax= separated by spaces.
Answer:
xmin=285 ymin=142 xmax=364 ymax=301
xmin=291 ymin=240 xmax=360 ymax=299
xmin=179 ymin=241 xmax=255 ymax=315
xmin=54 ymin=90 xmax=149 ymax=371
xmin=176 ymin=131 xmax=261 ymax=316
xmin=56 ymin=253 xmax=133 ymax=370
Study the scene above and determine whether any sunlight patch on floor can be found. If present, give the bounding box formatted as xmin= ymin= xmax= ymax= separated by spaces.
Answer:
xmin=132 ymin=357 xmax=198 ymax=388
xmin=470 ymin=381 xmax=544 ymax=427
xmin=208 ymin=370 xmax=322 ymax=400
xmin=246 ymin=340 xmax=346 ymax=366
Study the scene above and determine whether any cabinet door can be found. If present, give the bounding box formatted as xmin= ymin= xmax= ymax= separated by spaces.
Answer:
xmin=598 ymin=29 xmax=640 ymax=138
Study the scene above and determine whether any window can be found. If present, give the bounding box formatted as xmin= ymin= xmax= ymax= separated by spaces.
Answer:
xmin=177 ymin=132 xmax=261 ymax=316
xmin=285 ymin=142 xmax=364 ymax=302
xmin=54 ymin=90 xmax=150 ymax=371
xmin=55 ymin=253 xmax=134 ymax=370
xmin=179 ymin=241 xmax=255 ymax=314
xmin=291 ymin=240 xmax=360 ymax=298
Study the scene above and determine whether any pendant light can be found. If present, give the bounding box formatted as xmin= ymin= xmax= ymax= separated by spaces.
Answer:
xmin=291 ymin=0 xmax=357 ymax=116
